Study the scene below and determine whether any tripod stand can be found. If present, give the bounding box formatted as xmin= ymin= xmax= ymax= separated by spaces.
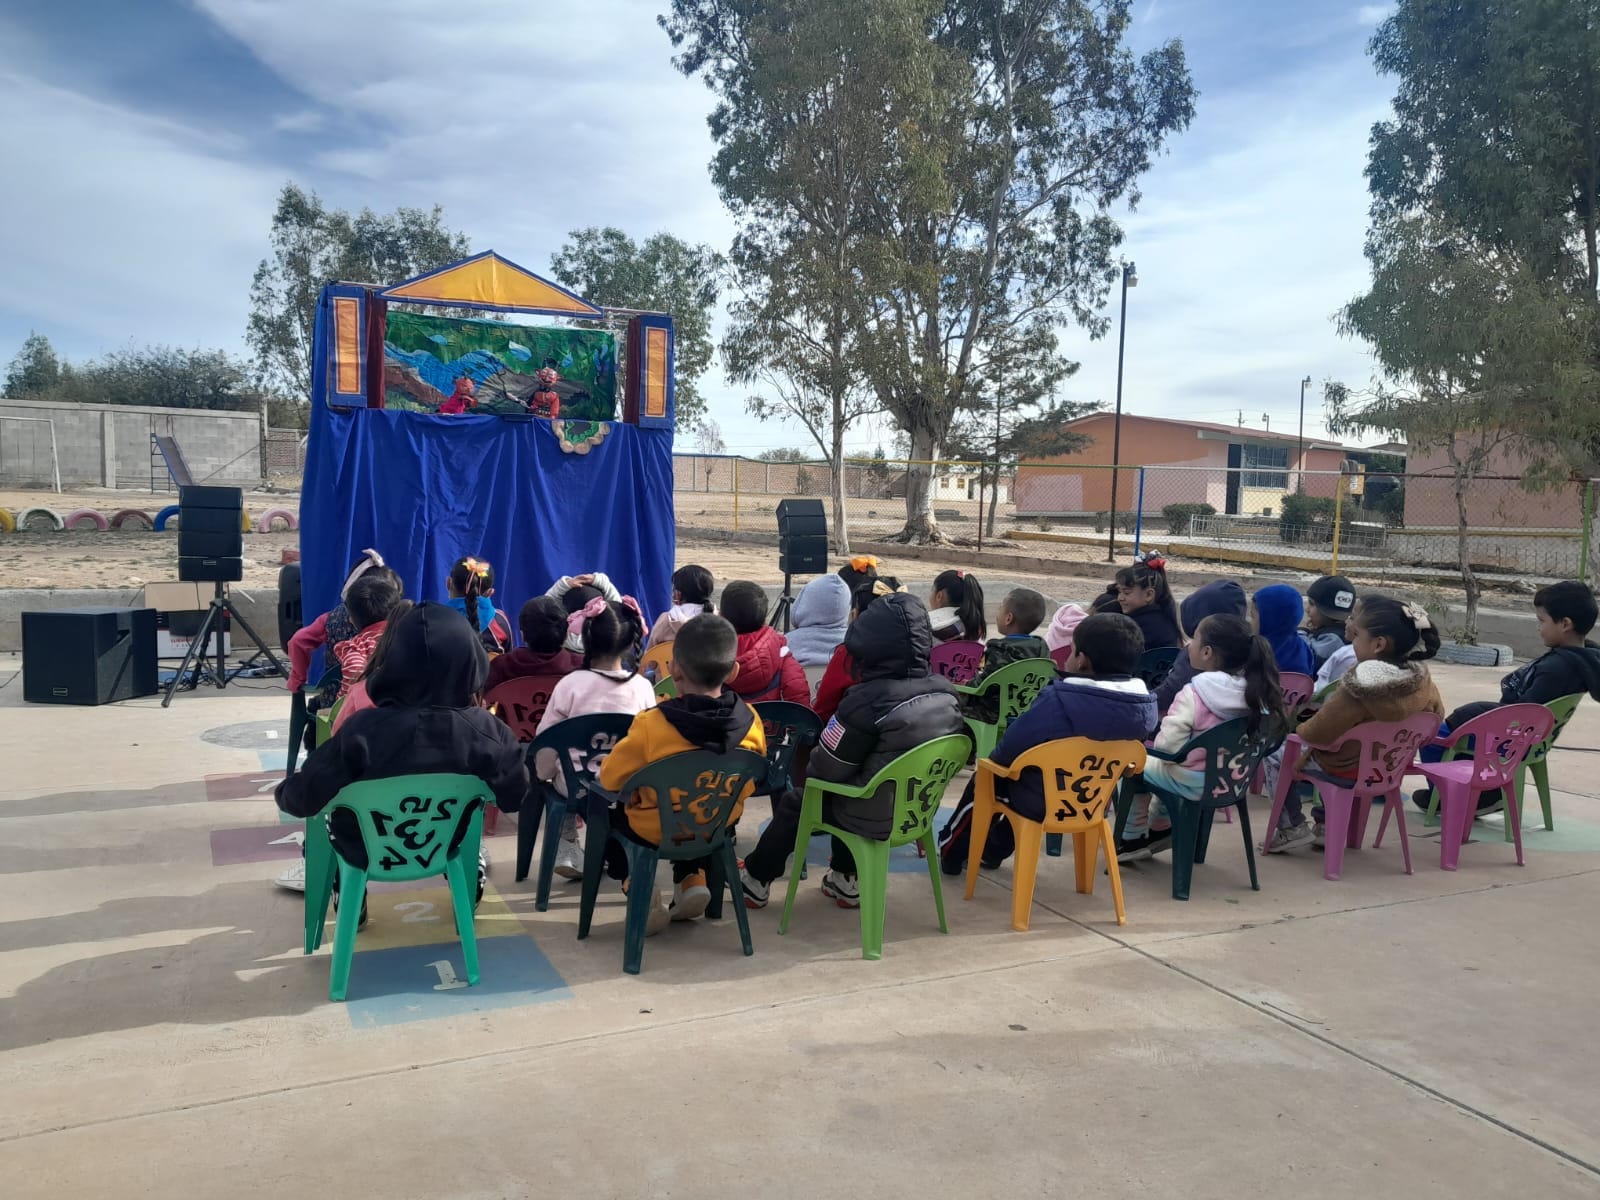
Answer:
xmin=161 ymin=581 xmax=287 ymax=707
xmin=768 ymin=573 xmax=797 ymax=632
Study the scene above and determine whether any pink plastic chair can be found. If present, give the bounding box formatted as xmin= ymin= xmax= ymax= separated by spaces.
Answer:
xmin=1049 ymin=644 xmax=1072 ymax=671
xmin=1398 ymin=704 xmax=1555 ymax=870
xmin=1263 ymin=713 xmax=1441 ymax=880
xmin=930 ymin=640 xmax=984 ymax=685
xmin=1279 ymin=672 xmax=1315 ymax=714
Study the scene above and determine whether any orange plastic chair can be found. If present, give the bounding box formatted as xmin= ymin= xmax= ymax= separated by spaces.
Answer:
xmin=638 ymin=643 xmax=674 ymax=686
xmin=963 ymin=737 xmax=1147 ymax=931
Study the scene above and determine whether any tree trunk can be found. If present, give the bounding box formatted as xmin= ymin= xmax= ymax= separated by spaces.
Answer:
xmin=894 ymin=424 xmax=943 ymax=542
xmin=985 ymin=472 xmax=1000 ymax=538
xmin=829 ymin=416 xmax=850 ymax=555
xmin=1454 ymin=477 xmax=1481 ymax=644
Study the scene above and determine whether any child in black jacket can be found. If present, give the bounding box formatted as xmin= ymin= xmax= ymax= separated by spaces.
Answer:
xmin=739 ymin=591 xmax=966 ymax=910
xmin=277 ymin=603 xmax=529 ymax=915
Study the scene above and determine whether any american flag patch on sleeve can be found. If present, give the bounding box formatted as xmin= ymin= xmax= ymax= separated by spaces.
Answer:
xmin=820 ymin=717 xmax=846 ymax=752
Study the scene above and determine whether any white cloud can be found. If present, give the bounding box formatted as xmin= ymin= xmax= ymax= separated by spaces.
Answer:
xmin=0 ymin=69 xmax=279 ymax=357
xmin=1356 ymin=4 xmax=1392 ymax=26
xmin=271 ymin=109 xmax=325 ymax=134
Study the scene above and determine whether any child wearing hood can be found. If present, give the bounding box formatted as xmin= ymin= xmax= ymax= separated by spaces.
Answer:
xmin=1119 ymin=614 xmax=1287 ymax=857
xmin=785 ymin=573 xmax=853 ymax=667
xmin=720 ymin=580 xmax=810 ymax=704
xmin=1252 ymin=584 xmax=1318 ymax=678
xmin=939 ymin=612 xmax=1158 ymax=873
xmin=599 ymin=614 xmax=766 ymax=934
xmin=1155 ymin=579 xmax=1249 ymax=713
xmin=1044 ymin=601 xmax=1090 ymax=660
xmin=741 ymin=590 xmax=966 ymax=909
xmin=275 ymin=603 xmax=530 ymax=919
xmin=646 ymin=565 xmax=715 ymax=650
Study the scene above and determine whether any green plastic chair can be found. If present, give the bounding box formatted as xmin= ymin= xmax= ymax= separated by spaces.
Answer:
xmin=516 ymin=712 xmax=636 ymax=905
xmin=303 ymin=773 xmax=491 ymax=1001
xmin=1422 ymin=692 xmax=1582 ymax=839
xmin=778 ymin=733 xmax=971 ymax=960
xmin=653 ymin=675 xmax=677 ymax=700
xmin=954 ymin=659 xmax=1058 ymax=761
xmin=578 ymin=749 xmax=770 ymax=975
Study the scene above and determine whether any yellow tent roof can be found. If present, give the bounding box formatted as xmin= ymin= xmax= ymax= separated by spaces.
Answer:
xmin=377 ymin=251 xmax=604 ymax=318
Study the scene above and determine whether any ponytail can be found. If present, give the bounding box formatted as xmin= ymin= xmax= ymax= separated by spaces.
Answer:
xmin=449 ymin=556 xmax=494 ymax=635
xmin=672 ymin=564 xmax=715 ymax=613
xmin=1195 ymin=614 xmax=1287 ymax=734
xmin=1115 ymin=556 xmax=1179 ymax=632
xmin=934 ymin=568 xmax=987 ymax=640
xmin=582 ymin=600 xmax=644 ymax=672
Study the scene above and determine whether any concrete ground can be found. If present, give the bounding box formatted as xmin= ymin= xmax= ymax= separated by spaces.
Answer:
xmin=2 ymin=655 xmax=1599 ymax=1197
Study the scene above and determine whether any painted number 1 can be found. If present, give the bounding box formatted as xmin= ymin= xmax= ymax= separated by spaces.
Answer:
xmin=428 ymin=960 xmax=468 ymax=991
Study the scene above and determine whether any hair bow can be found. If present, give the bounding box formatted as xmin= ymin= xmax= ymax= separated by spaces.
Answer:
xmin=462 ymin=557 xmax=491 ymax=578
xmin=567 ymin=595 xmax=610 ymax=638
xmin=1401 ymin=601 xmax=1432 ymax=631
xmin=869 ymin=579 xmax=906 ymax=598
xmin=849 ymin=555 xmax=880 ymax=572
xmin=1135 ymin=549 xmax=1166 ymax=570
xmin=340 ymin=548 xmax=386 ymax=599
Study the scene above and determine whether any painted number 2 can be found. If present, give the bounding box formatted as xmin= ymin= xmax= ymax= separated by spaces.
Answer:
xmin=428 ymin=960 xmax=468 ymax=991
xmin=394 ymin=901 xmax=438 ymax=924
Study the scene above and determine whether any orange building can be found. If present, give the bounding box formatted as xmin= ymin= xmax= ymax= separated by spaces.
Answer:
xmin=1013 ymin=412 xmax=1347 ymax=518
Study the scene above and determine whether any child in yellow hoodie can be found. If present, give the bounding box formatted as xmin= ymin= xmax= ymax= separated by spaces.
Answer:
xmin=598 ymin=613 xmax=766 ymax=934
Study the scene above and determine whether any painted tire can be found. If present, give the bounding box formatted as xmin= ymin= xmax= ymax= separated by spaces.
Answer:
xmin=0 ymin=509 xmax=14 ymax=533
xmin=64 ymin=508 xmax=110 ymax=531
xmin=154 ymin=505 xmax=181 ymax=531
xmin=242 ymin=509 xmax=254 ymax=532
xmin=256 ymin=508 xmax=298 ymax=532
xmin=16 ymin=506 xmax=65 ymax=532
xmin=110 ymin=508 xmax=154 ymax=531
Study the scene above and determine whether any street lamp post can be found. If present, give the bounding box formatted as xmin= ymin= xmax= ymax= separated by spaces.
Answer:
xmin=1106 ymin=261 xmax=1138 ymax=562
xmin=1297 ymin=374 xmax=1312 ymax=492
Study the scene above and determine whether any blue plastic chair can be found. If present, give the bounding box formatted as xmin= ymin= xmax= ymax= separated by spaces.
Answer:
xmin=516 ymin=713 xmax=636 ymax=908
xmin=303 ymin=773 xmax=491 ymax=1001
xmin=578 ymin=749 xmax=771 ymax=975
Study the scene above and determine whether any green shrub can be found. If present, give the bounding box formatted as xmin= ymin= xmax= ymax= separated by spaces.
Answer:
xmin=1279 ymin=492 xmax=1341 ymax=544
xmin=1162 ymin=502 xmax=1216 ymax=536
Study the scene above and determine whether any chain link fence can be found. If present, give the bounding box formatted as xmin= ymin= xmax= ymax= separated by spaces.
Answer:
xmin=675 ymin=453 xmax=1600 ymax=588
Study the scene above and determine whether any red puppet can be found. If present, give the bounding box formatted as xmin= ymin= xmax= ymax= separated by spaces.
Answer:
xmin=439 ymin=375 xmax=478 ymax=414
xmin=528 ymin=362 xmax=561 ymax=419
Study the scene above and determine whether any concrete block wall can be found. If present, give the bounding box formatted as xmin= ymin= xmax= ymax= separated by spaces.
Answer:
xmin=0 ymin=397 xmax=262 ymax=489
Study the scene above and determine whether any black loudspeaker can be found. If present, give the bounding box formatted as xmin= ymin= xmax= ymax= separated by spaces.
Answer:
xmin=278 ymin=562 xmax=303 ymax=649
xmin=22 ymin=607 xmax=158 ymax=705
xmin=776 ymin=497 xmax=828 ymax=575
xmin=178 ymin=485 xmax=244 ymax=583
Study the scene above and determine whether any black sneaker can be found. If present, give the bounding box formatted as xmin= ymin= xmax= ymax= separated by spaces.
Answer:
xmin=1411 ymin=788 xmax=1435 ymax=812
xmin=1116 ymin=834 xmax=1155 ymax=863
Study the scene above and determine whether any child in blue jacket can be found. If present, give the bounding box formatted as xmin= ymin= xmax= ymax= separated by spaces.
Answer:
xmin=937 ymin=612 xmax=1159 ymax=872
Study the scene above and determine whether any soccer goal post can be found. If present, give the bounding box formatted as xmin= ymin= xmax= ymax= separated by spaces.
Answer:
xmin=0 ymin=415 xmax=62 ymax=493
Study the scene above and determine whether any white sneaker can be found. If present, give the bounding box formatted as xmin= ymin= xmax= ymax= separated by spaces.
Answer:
xmin=275 ymin=860 xmax=306 ymax=892
xmin=1265 ymin=822 xmax=1314 ymax=853
xmin=820 ymin=869 xmax=860 ymax=908
xmin=740 ymin=867 xmax=770 ymax=909
xmin=553 ymin=837 xmax=583 ymax=880
xmin=645 ymin=889 xmax=672 ymax=936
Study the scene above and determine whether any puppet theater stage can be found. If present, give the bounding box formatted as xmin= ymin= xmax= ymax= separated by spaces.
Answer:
xmin=300 ymin=252 xmax=677 ymax=636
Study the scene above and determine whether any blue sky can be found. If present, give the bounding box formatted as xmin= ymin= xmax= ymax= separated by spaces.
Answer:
xmin=0 ymin=0 xmax=1396 ymax=454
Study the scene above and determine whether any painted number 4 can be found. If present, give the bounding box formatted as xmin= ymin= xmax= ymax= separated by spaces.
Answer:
xmin=428 ymin=960 xmax=468 ymax=991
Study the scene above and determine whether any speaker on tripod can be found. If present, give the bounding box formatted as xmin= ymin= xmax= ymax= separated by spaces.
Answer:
xmin=771 ymin=498 xmax=828 ymax=631
xmin=161 ymin=486 xmax=287 ymax=706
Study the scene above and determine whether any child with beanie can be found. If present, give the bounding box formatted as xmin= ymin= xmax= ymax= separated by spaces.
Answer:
xmin=1252 ymin=584 xmax=1317 ymax=677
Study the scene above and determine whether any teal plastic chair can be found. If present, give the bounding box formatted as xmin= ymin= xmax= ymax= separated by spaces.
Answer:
xmin=1135 ymin=646 xmax=1181 ymax=690
xmin=579 ymin=749 xmax=770 ymax=975
xmin=517 ymin=713 xmax=635 ymax=905
xmin=303 ymin=773 xmax=491 ymax=1002
xmin=954 ymin=659 xmax=1058 ymax=761
xmin=753 ymin=700 xmax=824 ymax=879
xmin=1420 ymin=692 xmax=1582 ymax=839
xmin=1114 ymin=717 xmax=1285 ymax=900
xmin=778 ymin=733 xmax=971 ymax=960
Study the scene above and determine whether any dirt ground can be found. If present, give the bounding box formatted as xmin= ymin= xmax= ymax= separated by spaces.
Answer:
xmin=0 ymin=485 xmax=1117 ymax=593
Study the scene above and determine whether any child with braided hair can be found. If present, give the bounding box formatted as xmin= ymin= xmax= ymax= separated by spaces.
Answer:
xmin=447 ymin=555 xmax=510 ymax=652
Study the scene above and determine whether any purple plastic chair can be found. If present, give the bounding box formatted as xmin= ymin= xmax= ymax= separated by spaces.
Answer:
xmin=1396 ymin=704 xmax=1555 ymax=871
xmin=1279 ymin=671 xmax=1316 ymax=716
xmin=1263 ymin=713 xmax=1441 ymax=880
xmin=930 ymin=640 xmax=984 ymax=685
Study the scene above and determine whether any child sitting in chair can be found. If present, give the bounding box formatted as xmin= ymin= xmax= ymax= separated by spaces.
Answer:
xmin=598 ymin=614 xmax=766 ymax=935
xmin=741 ymin=591 xmax=965 ymax=910
xmin=721 ymin=579 xmax=810 ymax=705
xmin=276 ymin=603 xmax=529 ymax=924
xmin=938 ymin=613 xmax=1157 ymax=873
xmin=486 ymin=597 xmax=582 ymax=693
xmin=961 ymin=586 xmax=1051 ymax=725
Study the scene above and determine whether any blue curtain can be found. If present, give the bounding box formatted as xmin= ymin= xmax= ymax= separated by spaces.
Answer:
xmin=300 ymin=404 xmax=675 ymax=645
